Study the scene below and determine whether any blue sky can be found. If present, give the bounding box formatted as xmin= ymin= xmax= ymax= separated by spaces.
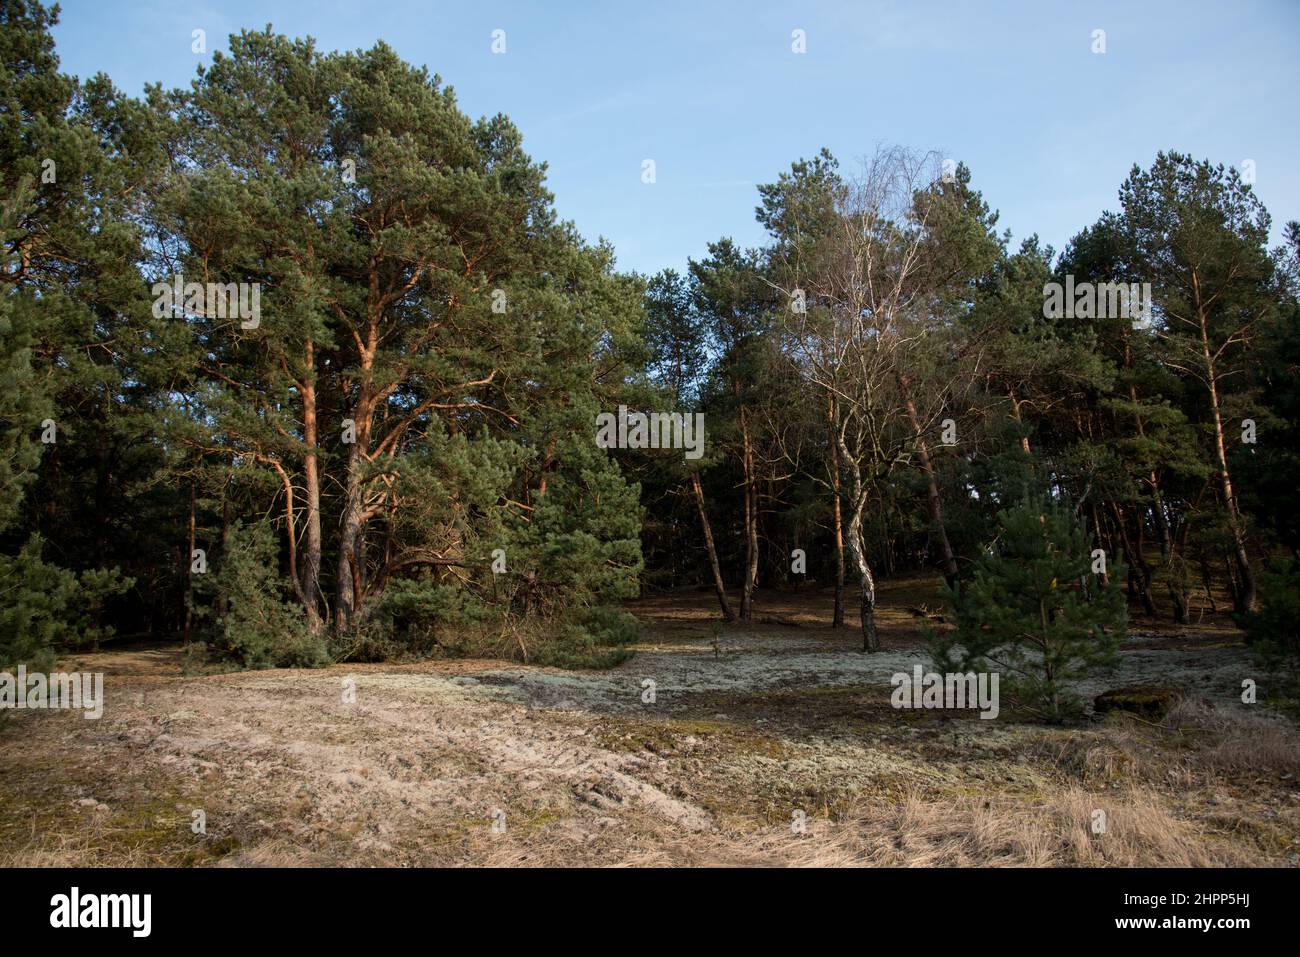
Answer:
xmin=52 ymin=0 xmax=1300 ymax=276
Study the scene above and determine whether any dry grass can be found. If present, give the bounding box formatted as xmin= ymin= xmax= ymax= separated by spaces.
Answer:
xmin=774 ymin=787 xmax=1249 ymax=867
xmin=1165 ymin=698 xmax=1300 ymax=777
xmin=3 ymin=582 xmax=1296 ymax=868
xmin=585 ymin=786 xmax=1247 ymax=867
xmin=1029 ymin=696 xmax=1300 ymax=790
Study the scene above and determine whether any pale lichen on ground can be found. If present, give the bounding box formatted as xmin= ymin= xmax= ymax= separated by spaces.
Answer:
xmin=1 ymin=583 xmax=1296 ymax=867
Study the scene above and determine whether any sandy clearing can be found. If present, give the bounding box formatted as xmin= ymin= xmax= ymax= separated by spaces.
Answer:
xmin=1 ymin=591 xmax=1294 ymax=867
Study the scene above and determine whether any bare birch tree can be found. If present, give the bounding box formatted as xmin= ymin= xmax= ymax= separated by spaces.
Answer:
xmin=780 ymin=147 xmax=948 ymax=650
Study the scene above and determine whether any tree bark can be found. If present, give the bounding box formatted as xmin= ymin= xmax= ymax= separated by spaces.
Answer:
xmin=827 ymin=396 xmax=846 ymax=628
xmin=691 ymin=472 xmax=734 ymax=621
xmin=1008 ymin=387 xmax=1032 ymax=455
xmin=1190 ymin=272 xmax=1255 ymax=612
xmin=739 ymin=405 xmax=758 ymax=621
xmin=335 ymin=390 xmax=374 ymax=633
xmin=1202 ymin=337 xmax=1256 ymax=612
xmin=184 ymin=478 xmax=196 ymax=643
xmin=845 ymin=503 xmax=878 ymax=651
xmin=836 ymin=421 xmax=879 ymax=652
xmin=299 ymin=340 xmax=324 ymax=632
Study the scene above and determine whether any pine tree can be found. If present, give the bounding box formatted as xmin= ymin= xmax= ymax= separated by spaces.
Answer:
xmin=144 ymin=29 xmax=645 ymax=659
xmin=1 ymin=0 xmax=143 ymax=666
xmin=1120 ymin=152 xmax=1279 ymax=613
xmin=931 ymin=499 xmax=1127 ymax=721
xmin=642 ymin=268 xmax=733 ymax=619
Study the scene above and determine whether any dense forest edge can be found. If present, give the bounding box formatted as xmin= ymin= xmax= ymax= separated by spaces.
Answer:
xmin=3 ymin=1 xmax=1299 ymax=726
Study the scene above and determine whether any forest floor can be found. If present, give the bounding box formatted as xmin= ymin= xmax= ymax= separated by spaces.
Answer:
xmin=2 ymin=575 xmax=1298 ymax=867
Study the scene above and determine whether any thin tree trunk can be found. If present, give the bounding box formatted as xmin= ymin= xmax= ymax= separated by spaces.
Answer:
xmin=300 ymin=341 xmax=324 ymax=632
xmin=1126 ymin=373 xmax=1185 ymax=620
xmin=184 ymin=478 xmax=196 ymax=643
xmin=1008 ymin=387 xmax=1032 ymax=455
xmin=1109 ymin=501 xmax=1157 ymax=616
xmin=828 ymin=397 xmax=846 ymax=628
xmin=215 ymin=479 xmax=231 ymax=621
xmin=691 ymin=472 xmax=734 ymax=621
xmin=898 ymin=375 xmax=957 ymax=588
xmin=1222 ymin=549 xmax=1241 ymax=608
xmin=1195 ymin=288 xmax=1255 ymax=612
xmin=846 ymin=504 xmax=878 ymax=652
xmin=739 ymin=405 xmax=758 ymax=621
xmin=836 ymin=423 xmax=879 ymax=651
xmin=1151 ymin=480 xmax=1188 ymax=622
xmin=1198 ymin=553 xmax=1218 ymax=613
xmin=1090 ymin=501 xmax=1110 ymax=585
xmin=1205 ymin=377 xmax=1256 ymax=611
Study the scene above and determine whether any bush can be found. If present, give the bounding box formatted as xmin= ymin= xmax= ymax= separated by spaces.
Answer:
xmin=329 ymin=571 xmax=640 ymax=669
xmin=0 ymin=535 xmax=133 ymax=671
xmin=931 ymin=499 xmax=1126 ymax=721
xmin=1239 ymin=558 xmax=1300 ymax=690
xmin=534 ymin=605 xmax=642 ymax=669
xmin=330 ymin=578 xmax=494 ymax=663
xmin=0 ymin=536 xmax=76 ymax=675
xmin=200 ymin=523 xmax=328 ymax=669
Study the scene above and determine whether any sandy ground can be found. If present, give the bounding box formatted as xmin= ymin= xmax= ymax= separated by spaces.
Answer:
xmin=2 ymin=581 xmax=1297 ymax=867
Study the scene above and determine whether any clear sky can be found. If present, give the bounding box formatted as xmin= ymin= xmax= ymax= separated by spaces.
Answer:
xmin=51 ymin=0 xmax=1300 ymax=276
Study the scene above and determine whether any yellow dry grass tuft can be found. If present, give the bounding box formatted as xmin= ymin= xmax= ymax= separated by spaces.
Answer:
xmin=775 ymin=786 xmax=1250 ymax=867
